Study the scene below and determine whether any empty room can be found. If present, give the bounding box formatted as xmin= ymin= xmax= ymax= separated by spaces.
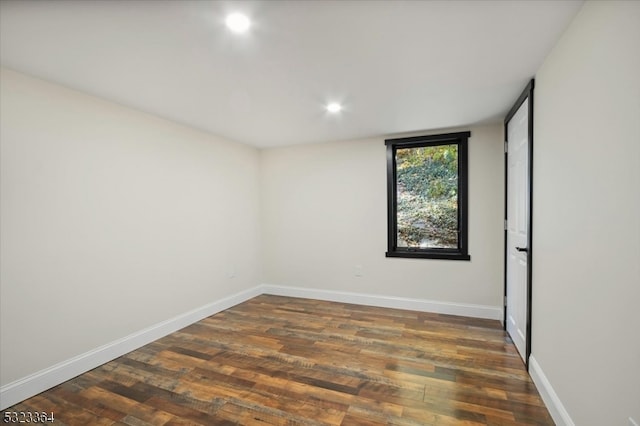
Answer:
xmin=1 ymin=1 xmax=638 ymax=425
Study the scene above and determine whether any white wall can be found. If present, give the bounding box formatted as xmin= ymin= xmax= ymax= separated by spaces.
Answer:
xmin=0 ymin=69 xmax=262 ymax=387
xmin=532 ymin=1 xmax=640 ymax=425
xmin=261 ymin=125 xmax=504 ymax=310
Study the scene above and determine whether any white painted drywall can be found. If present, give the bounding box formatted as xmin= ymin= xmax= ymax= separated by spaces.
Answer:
xmin=0 ymin=68 xmax=262 ymax=386
xmin=260 ymin=125 xmax=504 ymax=308
xmin=533 ymin=1 xmax=640 ymax=424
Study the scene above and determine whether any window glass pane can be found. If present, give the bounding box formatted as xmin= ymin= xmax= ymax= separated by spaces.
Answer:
xmin=395 ymin=144 xmax=458 ymax=249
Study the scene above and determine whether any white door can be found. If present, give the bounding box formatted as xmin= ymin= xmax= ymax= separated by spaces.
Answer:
xmin=506 ymin=98 xmax=530 ymax=364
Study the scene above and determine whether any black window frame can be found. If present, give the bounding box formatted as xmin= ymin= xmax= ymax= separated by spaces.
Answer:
xmin=385 ymin=131 xmax=471 ymax=261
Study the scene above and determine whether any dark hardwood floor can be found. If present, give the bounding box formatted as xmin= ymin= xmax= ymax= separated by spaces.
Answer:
xmin=2 ymin=295 xmax=554 ymax=425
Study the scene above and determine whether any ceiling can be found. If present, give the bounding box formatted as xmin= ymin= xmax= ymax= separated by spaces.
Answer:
xmin=0 ymin=0 xmax=583 ymax=148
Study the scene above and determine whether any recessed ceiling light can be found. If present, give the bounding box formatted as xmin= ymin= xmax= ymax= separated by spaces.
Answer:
xmin=326 ymin=103 xmax=342 ymax=113
xmin=225 ymin=13 xmax=251 ymax=34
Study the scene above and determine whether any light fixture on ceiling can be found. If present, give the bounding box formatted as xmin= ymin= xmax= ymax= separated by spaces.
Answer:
xmin=225 ymin=13 xmax=251 ymax=34
xmin=326 ymin=102 xmax=343 ymax=113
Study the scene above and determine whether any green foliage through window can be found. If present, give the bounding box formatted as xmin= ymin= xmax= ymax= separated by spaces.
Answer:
xmin=385 ymin=131 xmax=470 ymax=261
xmin=396 ymin=145 xmax=458 ymax=248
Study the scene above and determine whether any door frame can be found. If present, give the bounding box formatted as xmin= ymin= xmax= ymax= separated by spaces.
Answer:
xmin=504 ymin=79 xmax=534 ymax=369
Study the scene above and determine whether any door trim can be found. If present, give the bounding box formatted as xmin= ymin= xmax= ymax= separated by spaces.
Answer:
xmin=504 ymin=79 xmax=534 ymax=369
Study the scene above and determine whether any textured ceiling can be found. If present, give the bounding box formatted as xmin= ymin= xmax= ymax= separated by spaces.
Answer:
xmin=0 ymin=0 xmax=583 ymax=147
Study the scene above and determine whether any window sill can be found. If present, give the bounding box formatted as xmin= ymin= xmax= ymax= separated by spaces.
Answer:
xmin=385 ymin=251 xmax=471 ymax=261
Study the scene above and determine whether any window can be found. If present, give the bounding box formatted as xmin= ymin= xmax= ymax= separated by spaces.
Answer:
xmin=385 ymin=131 xmax=470 ymax=260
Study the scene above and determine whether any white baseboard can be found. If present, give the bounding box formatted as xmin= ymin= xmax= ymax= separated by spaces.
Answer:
xmin=1 ymin=284 xmax=502 ymax=410
xmin=529 ymin=355 xmax=575 ymax=426
xmin=260 ymin=284 xmax=503 ymax=321
xmin=0 ymin=286 xmax=262 ymax=410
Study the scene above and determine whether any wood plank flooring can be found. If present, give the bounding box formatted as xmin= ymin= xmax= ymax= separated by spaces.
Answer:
xmin=1 ymin=295 xmax=554 ymax=425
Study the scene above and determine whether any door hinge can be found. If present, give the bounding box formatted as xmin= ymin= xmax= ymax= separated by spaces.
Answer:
xmin=504 ymin=219 xmax=508 ymax=230
xmin=504 ymin=141 xmax=508 ymax=153
xmin=504 ymin=296 xmax=508 ymax=307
